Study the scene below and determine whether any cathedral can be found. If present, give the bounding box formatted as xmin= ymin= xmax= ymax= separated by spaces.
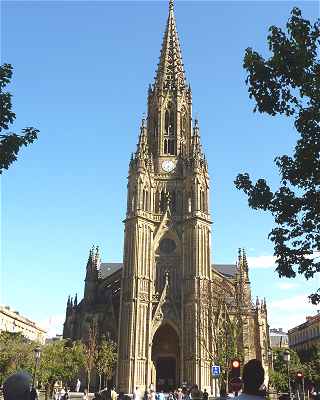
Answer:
xmin=63 ymin=0 xmax=270 ymax=394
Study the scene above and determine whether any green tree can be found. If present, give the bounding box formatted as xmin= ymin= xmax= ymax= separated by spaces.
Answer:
xmin=234 ymin=8 xmax=320 ymax=303
xmin=270 ymin=348 xmax=303 ymax=393
xmin=0 ymin=331 xmax=34 ymax=383
xmin=96 ymin=338 xmax=117 ymax=390
xmin=0 ymin=64 xmax=39 ymax=173
xmin=298 ymin=345 xmax=320 ymax=387
xmin=38 ymin=340 xmax=85 ymax=399
xmin=83 ymin=322 xmax=98 ymax=391
xmin=200 ymin=280 xmax=244 ymax=394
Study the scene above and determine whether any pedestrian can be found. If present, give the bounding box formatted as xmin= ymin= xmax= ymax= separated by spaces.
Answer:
xmin=100 ymin=386 xmax=112 ymax=400
xmin=168 ymin=392 xmax=175 ymax=400
xmin=83 ymin=388 xmax=90 ymax=400
xmin=158 ymin=390 xmax=165 ymax=400
xmin=53 ymin=388 xmax=59 ymax=400
xmin=202 ymin=389 xmax=208 ymax=400
xmin=60 ymin=387 xmax=66 ymax=400
xmin=134 ymin=387 xmax=142 ymax=400
xmin=118 ymin=392 xmax=126 ymax=400
xmin=3 ymin=372 xmax=32 ymax=400
xmin=111 ymin=386 xmax=118 ymax=400
xmin=76 ymin=379 xmax=81 ymax=392
xmin=237 ymin=359 xmax=266 ymax=400
xmin=63 ymin=387 xmax=70 ymax=400
xmin=191 ymin=385 xmax=202 ymax=400
xmin=150 ymin=391 xmax=156 ymax=400
xmin=144 ymin=390 xmax=149 ymax=400
xmin=30 ymin=386 xmax=38 ymax=400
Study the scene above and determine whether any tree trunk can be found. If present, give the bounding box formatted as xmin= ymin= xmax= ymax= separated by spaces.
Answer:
xmin=99 ymin=374 xmax=102 ymax=391
xmin=87 ymin=370 xmax=91 ymax=392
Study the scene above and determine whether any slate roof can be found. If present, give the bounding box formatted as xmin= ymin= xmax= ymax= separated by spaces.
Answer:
xmin=99 ymin=263 xmax=123 ymax=279
xmin=99 ymin=263 xmax=237 ymax=280
xmin=213 ymin=264 xmax=237 ymax=278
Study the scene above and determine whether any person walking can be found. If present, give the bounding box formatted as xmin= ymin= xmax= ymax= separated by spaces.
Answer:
xmin=237 ymin=359 xmax=266 ymax=400
xmin=202 ymin=389 xmax=208 ymax=400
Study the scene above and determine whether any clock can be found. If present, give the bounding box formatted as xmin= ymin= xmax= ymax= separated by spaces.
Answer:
xmin=162 ymin=160 xmax=176 ymax=172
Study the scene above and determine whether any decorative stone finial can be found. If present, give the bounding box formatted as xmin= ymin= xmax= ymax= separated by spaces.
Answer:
xmin=169 ymin=0 xmax=174 ymax=12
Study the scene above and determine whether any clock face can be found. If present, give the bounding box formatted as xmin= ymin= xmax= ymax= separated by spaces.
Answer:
xmin=162 ymin=160 xmax=175 ymax=173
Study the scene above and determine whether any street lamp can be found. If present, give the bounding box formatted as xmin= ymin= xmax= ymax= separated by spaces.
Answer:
xmin=283 ymin=350 xmax=292 ymax=399
xmin=32 ymin=346 xmax=42 ymax=387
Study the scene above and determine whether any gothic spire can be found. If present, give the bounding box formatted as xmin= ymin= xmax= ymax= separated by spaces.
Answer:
xmin=85 ymin=245 xmax=99 ymax=281
xmin=191 ymin=118 xmax=204 ymax=160
xmin=154 ymin=0 xmax=186 ymax=90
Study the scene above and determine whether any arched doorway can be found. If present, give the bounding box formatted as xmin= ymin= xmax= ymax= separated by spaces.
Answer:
xmin=151 ymin=323 xmax=179 ymax=392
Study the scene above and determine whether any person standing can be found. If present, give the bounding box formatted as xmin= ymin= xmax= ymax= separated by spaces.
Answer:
xmin=76 ymin=379 xmax=81 ymax=392
xmin=237 ymin=359 xmax=266 ymax=400
xmin=134 ymin=387 xmax=142 ymax=400
xmin=30 ymin=386 xmax=38 ymax=400
xmin=3 ymin=372 xmax=32 ymax=400
xmin=191 ymin=385 xmax=202 ymax=400
xmin=111 ymin=386 xmax=118 ymax=400
xmin=59 ymin=387 xmax=66 ymax=400
xmin=158 ymin=390 xmax=165 ymax=400
xmin=202 ymin=389 xmax=208 ymax=400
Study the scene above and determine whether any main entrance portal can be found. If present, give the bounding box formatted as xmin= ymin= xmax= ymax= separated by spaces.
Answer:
xmin=152 ymin=324 xmax=179 ymax=392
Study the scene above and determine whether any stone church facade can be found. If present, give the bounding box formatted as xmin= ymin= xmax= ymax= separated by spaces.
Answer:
xmin=63 ymin=0 xmax=270 ymax=394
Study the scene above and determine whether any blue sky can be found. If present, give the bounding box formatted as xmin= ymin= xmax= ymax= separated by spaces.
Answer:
xmin=2 ymin=0 xmax=319 ymax=337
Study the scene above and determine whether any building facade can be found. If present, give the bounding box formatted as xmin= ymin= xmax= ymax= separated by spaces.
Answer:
xmin=288 ymin=313 xmax=320 ymax=352
xmin=269 ymin=328 xmax=289 ymax=349
xmin=63 ymin=0 xmax=270 ymax=394
xmin=0 ymin=305 xmax=46 ymax=344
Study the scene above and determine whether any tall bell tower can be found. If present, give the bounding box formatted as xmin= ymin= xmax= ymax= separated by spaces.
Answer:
xmin=117 ymin=0 xmax=212 ymax=392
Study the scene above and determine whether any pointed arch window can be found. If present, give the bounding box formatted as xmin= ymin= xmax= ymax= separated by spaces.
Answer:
xmin=160 ymin=191 xmax=166 ymax=213
xmin=164 ymin=104 xmax=175 ymax=136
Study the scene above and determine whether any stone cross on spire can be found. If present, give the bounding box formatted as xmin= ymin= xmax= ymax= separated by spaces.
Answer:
xmin=154 ymin=0 xmax=186 ymax=90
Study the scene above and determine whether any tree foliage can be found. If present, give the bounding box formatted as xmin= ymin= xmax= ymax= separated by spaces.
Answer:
xmin=298 ymin=345 xmax=320 ymax=387
xmin=83 ymin=322 xmax=98 ymax=391
xmin=38 ymin=339 xmax=85 ymax=394
xmin=199 ymin=280 xmax=244 ymax=393
xmin=234 ymin=8 xmax=320 ymax=303
xmin=96 ymin=337 xmax=117 ymax=390
xmin=0 ymin=63 xmax=39 ymax=173
xmin=270 ymin=348 xmax=303 ymax=393
xmin=0 ymin=332 xmax=34 ymax=383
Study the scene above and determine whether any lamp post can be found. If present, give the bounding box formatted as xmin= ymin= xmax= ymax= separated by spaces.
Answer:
xmin=32 ymin=346 xmax=41 ymax=388
xmin=283 ymin=350 xmax=292 ymax=399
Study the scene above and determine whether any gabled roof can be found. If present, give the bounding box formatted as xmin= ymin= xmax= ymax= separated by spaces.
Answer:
xmin=99 ymin=263 xmax=237 ymax=280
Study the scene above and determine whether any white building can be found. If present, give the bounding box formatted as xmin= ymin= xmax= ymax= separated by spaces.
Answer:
xmin=0 ymin=305 xmax=46 ymax=344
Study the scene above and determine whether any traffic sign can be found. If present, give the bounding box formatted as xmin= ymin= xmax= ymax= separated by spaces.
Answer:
xmin=212 ymin=365 xmax=221 ymax=377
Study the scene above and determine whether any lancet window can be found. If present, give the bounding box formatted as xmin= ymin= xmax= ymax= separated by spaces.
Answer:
xmin=164 ymin=104 xmax=176 ymax=155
